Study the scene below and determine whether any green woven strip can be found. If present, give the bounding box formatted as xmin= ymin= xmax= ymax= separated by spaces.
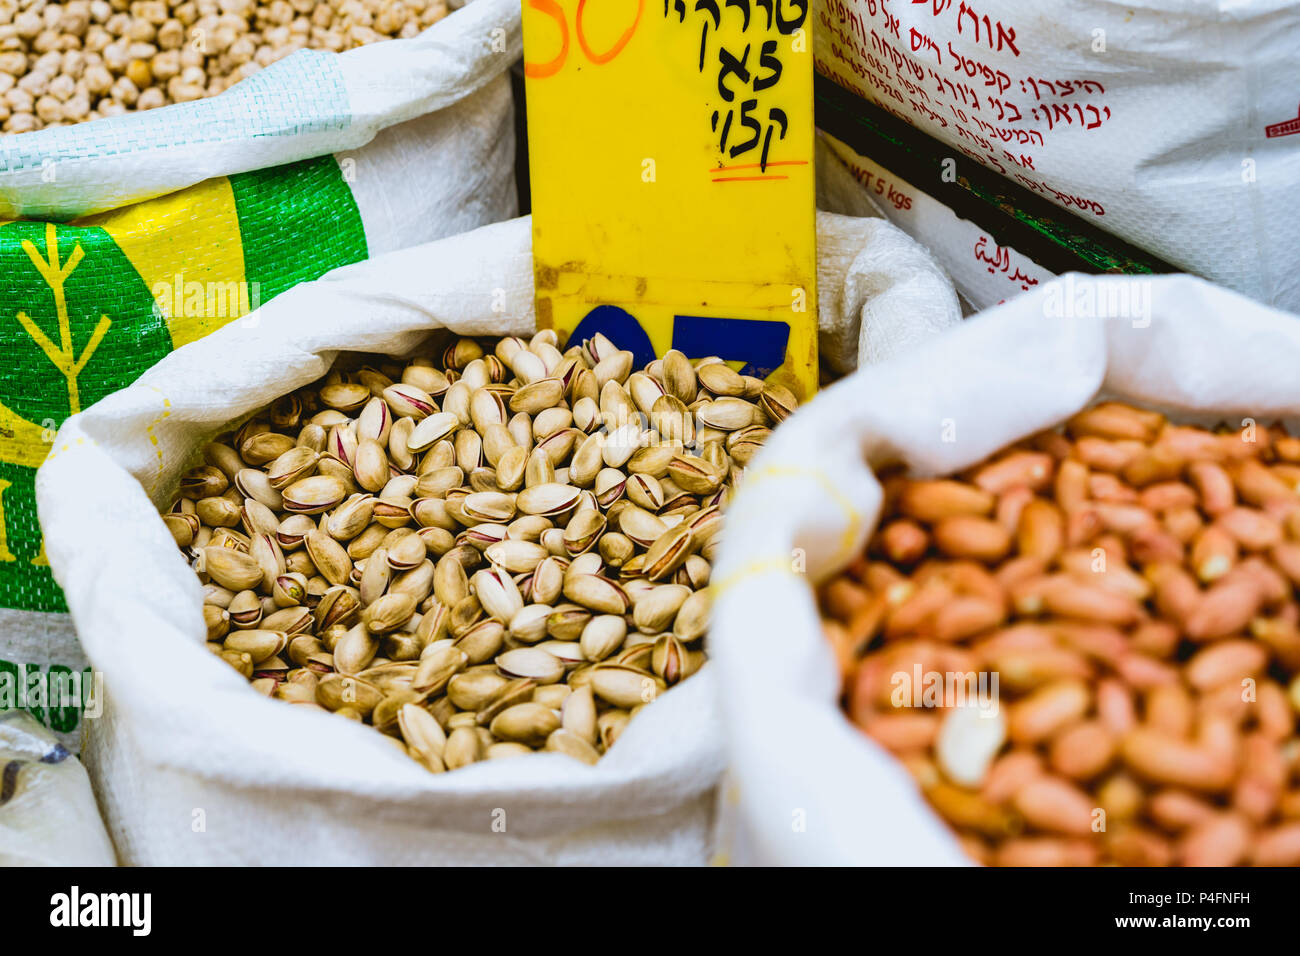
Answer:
xmin=0 ymin=222 xmax=171 ymax=613
xmin=230 ymin=155 xmax=368 ymax=302
xmin=0 ymin=156 xmax=369 ymax=615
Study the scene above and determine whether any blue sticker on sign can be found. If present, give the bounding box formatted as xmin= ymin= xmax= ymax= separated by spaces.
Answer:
xmin=570 ymin=307 xmax=790 ymax=380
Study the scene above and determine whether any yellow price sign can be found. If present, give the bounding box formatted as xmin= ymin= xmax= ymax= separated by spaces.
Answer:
xmin=521 ymin=0 xmax=817 ymax=400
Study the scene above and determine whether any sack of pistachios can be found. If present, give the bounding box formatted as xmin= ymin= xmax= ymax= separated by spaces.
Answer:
xmin=34 ymin=209 xmax=958 ymax=865
xmin=710 ymin=273 xmax=1300 ymax=865
xmin=0 ymin=0 xmax=520 ymax=751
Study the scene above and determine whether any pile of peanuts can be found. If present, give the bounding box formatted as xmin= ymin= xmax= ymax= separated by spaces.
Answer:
xmin=822 ymin=402 xmax=1300 ymax=866
xmin=0 ymin=0 xmax=447 ymax=132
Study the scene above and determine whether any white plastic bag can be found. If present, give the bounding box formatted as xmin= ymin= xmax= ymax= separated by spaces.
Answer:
xmin=0 ymin=711 xmax=116 ymax=866
xmin=34 ymin=209 xmax=957 ymax=865
xmin=709 ymin=273 xmax=1300 ymax=864
xmin=813 ymin=0 xmax=1300 ymax=312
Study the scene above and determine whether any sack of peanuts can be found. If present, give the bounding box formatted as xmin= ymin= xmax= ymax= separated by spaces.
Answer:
xmin=32 ymin=208 xmax=955 ymax=865
xmin=711 ymin=273 xmax=1300 ymax=866
xmin=0 ymin=0 xmax=519 ymax=751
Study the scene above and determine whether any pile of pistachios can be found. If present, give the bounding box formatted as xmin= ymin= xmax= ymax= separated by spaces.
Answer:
xmin=163 ymin=331 xmax=797 ymax=772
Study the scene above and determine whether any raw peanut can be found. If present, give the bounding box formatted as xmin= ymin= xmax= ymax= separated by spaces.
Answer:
xmin=986 ymin=647 xmax=1092 ymax=691
xmin=822 ymin=577 xmax=870 ymax=622
xmin=1121 ymin=729 xmax=1235 ymax=792
xmin=879 ymin=520 xmax=928 ymax=565
xmin=1016 ymin=499 xmax=1064 ymax=564
xmin=1051 ymin=622 xmax=1127 ymax=666
xmin=1255 ymin=680 xmax=1293 ymax=741
xmin=1183 ymin=581 xmax=1263 ymax=642
xmin=1013 ymin=775 xmax=1096 ymax=835
xmin=1096 ymin=773 xmax=1144 ymax=822
xmin=981 ymin=749 xmax=1043 ymax=803
xmin=862 ymin=712 xmax=940 ymax=752
xmin=1223 ymin=556 xmax=1288 ymax=605
xmin=1129 ymin=620 xmax=1180 ymax=658
xmin=1216 ymin=507 xmax=1282 ymax=551
xmin=1054 ymin=459 xmax=1089 ymax=510
xmin=972 ymin=451 xmax=1054 ymax=494
xmin=1033 ymin=431 xmax=1075 ymax=460
xmin=1048 ymin=721 xmax=1116 ymax=780
xmin=1067 ymin=402 xmax=1163 ymax=442
xmin=1128 ymin=524 xmax=1185 ymax=564
xmin=973 ymin=623 xmax=1056 ymax=655
xmin=995 ymin=486 xmax=1034 ymax=535
xmin=1139 ymin=481 xmax=1198 ymax=512
xmin=843 ymin=593 xmax=888 ymax=649
xmin=1269 ymin=541 xmax=1300 ymax=586
xmin=1157 ymin=425 xmax=1222 ymax=461
xmin=995 ymin=555 xmax=1046 ymax=592
xmin=1039 ymin=576 xmax=1140 ymax=626
xmin=1149 ymin=562 xmax=1201 ymax=626
xmin=1008 ymin=681 xmax=1090 ymax=744
xmin=1274 ymin=435 xmax=1300 ymax=462
xmin=1185 ymin=639 xmax=1268 ymax=690
xmin=864 ymin=561 xmax=906 ymax=593
xmin=1148 ymin=790 xmax=1217 ymax=831
xmin=884 ymin=580 xmax=953 ymax=637
xmin=1253 ymin=822 xmax=1300 ymax=865
xmin=995 ymin=838 xmax=1098 ymax=867
xmin=1096 ymin=679 xmax=1136 ymax=735
xmin=1231 ymin=733 xmax=1285 ymax=823
xmin=1088 ymin=472 xmax=1138 ymax=503
xmin=945 ymin=561 xmax=1006 ymax=608
xmin=1234 ymin=458 xmax=1296 ymax=507
xmin=1113 ymin=652 xmax=1180 ymax=689
xmin=1196 ymin=680 xmax=1252 ymax=723
xmin=1073 ymin=438 xmax=1144 ymax=473
xmin=1107 ymin=827 xmax=1174 ymax=867
xmin=1190 ymin=525 xmax=1237 ymax=582
xmin=1161 ymin=507 xmax=1203 ymax=544
xmin=1188 ymin=460 xmax=1236 ymax=515
xmin=1252 ymin=617 xmax=1300 ymax=671
xmin=1063 ymin=506 xmax=1102 ymax=548
xmin=1179 ymin=813 xmax=1251 ymax=867
xmin=933 ymin=596 xmax=1005 ymax=642
xmin=1059 ymin=552 xmax=1150 ymax=601
xmin=931 ymin=517 xmax=1011 ymax=563
xmin=897 ymin=480 xmax=994 ymax=522
xmin=925 ymin=783 xmax=1018 ymax=837
xmin=1122 ymin=444 xmax=1184 ymax=487
xmin=1145 ymin=684 xmax=1194 ymax=738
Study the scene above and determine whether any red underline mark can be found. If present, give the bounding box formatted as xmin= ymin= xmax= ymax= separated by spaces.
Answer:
xmin=711 ymin=175 xmax=790 ymax=182
xmin=709 ymin=160 xmax=810 ymax=173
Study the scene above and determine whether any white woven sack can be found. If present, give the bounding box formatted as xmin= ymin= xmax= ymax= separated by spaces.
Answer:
xmin=709 ymin=273 xmax=1300 ymax=865
xmin=813 ymin=0 xmax=1300 ymax=313
xmin=36 ymin=211 xmax=957 ymax=865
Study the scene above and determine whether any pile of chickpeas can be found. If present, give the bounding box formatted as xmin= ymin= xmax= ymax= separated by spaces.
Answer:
xmin=0 ymin=0 xmax=448 ymax=132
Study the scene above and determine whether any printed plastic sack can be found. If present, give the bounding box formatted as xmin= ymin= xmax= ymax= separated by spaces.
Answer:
xmin=35 ymin=211 xmax=956 ymax=865
xmin=813 ymin=0 xmax=1300 ymax=312
xmin=709 ymin=273 xmax=1299 ymax=864
xmin=0 ymin=0 xmax=521 ymax=750
xmin=0 ymin=710 xmax=115 ymax=865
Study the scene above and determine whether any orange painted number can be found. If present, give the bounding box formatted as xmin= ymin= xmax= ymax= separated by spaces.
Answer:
xmin=526 ymin=0 xmax=643 ymax=76
xmin=523 ymin=0 xmax=569 ymax=79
